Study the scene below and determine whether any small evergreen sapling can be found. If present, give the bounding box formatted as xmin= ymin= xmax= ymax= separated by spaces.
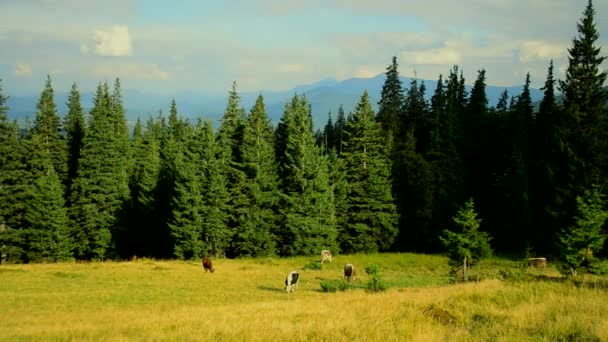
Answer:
xmin=558 ymin=186 xmax=608 ymax=276
xmin=440 ymin=198 xmax=492 ymax=282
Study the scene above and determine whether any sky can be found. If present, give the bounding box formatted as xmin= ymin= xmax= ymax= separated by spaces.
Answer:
xmin=0 ymin=0 xmax=607 ymax=96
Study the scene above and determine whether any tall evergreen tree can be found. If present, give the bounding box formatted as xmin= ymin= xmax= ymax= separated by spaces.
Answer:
xmin=32 ymin=75 xmax=67 ymax=189
xmin=531 ymin=61 xmax=560 ymax=253
xmin=553 ymin=0 xmax=608 ymax=232
xmin=23 ymin=158 xmax=72 ymax=262
xmin=377 ymin=56 xmax=405 ymax=136
xmin=276 ymin=94 xmax=338 ymax=256
xmin=425 ymin=75 xmax=465 ymax=251
xmin=230 ymin=95 xmax=279 ymax=256
xmin=340 ymin=91 xmax=398 ymax=252
xmin=334 ymin=104 xmax=346 ymax=155
xmin=70 ymin=82 xmax=130 ymax=260
xmin=0 ymin=80 xmax=27 ymax=262
xmin=64 ymin=83 xmax=85 ymax=202
xmin=197 ymin=120 xmax=231 ymax=257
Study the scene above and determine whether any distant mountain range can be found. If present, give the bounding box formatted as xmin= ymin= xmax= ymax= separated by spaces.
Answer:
xmin=6 ymin=74 xmax=543 ymax=129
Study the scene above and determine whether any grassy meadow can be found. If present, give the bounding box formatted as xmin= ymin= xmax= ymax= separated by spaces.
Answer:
xmin=1 ymin=253 xmax=607 ymax=341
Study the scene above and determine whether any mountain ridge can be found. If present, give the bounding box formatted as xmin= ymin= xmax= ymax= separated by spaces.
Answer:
xmin=6 ymin=73 xmax=544 ymax=128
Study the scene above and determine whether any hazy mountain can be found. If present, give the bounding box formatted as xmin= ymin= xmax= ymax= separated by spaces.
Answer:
xmin=6 ymin=74 xmax=544 ymax=129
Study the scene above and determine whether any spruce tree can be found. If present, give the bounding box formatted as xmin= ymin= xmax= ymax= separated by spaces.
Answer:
xmin=558 ymin=186 xmax=608 ymax=276
xmin=334 ymin=105 xmax=346 ymax=155
xmin=23 ymin=158 xmax=72 ymax=262
xmin=425 ymin=75 xmax=465 ymax=251
xmin=0 ymin=80 xmax=26 ymax=262
xmin=230 ymin=95 xmax=279 ymax=256
xmin=70 ymin=82 xmax=130 ymax=260
xmin=554 ymin=0 xmax=608 ymax=231
xmin=377 ymin=56 xmax=404 ymax=136
xmin=32 ymin=75 xmax=67 ymax=190
xmin=340 ymin=91 xmax=398 ymax=253
xmin=276 ymin=94 xmax=338 ymax=256
xmin=197 ymin=120 xmax=231 ymax=257
xmin=64 ymin=83 xmax=85 ymax=202
xmin=169 ymin=122 xmax=205 ymax=259
xmin=531 ymin=61 xmax=560 ymax=253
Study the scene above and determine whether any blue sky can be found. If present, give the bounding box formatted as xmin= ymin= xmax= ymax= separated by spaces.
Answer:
xmin=0 ymin=0 xmax=607 ymax=96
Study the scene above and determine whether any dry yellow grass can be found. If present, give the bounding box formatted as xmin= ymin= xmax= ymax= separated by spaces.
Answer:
xmin=0 ymin=254 xmax=606 ymax=341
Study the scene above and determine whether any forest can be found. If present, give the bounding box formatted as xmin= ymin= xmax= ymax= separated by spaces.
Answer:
xmin=0 ymin=1 xmax=607 ymax=268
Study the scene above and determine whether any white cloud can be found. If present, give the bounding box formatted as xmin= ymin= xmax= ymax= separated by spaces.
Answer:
xmin=94 ymin=26 xmax=132 ymax=57
xmin=278 ymin=63 xmax=307 ymax=73
xmin=518 ymin=41 xmax=566 ymax=63
xmin=401 ymin=48 xmax=463 ymax=65
xmin=14 ymin=62 xmax=32 ymax=77
xmin=92 ymin=62 xmax=170 ymax=80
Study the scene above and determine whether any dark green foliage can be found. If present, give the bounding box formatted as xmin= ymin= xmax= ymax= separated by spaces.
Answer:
xmin=32 ymin=75 xmax=67 ymax=190
xmin=558 ymin=186 xmax=608 ymax=276
xmin=64 ymin=83 xmax=85 ymax=202
xmin=340 ymin=91 xmax=398 ymax=253
xmin=377 ymin=56 xmax=404 ymax=135
xmin=551 ymin=0 xmax=608 ymax=239
xmin=197 ymin=120 xmax=231 ymax=258
xmin=0 ymin=80 xmax=27 ymax=262
xmin=230 ymin=95 xmax=278 ymax=257
xmin=23 ymin=160 xmax=72 ymax=262
xmin=440 ymin=199 xmax=492 ymax=282
xmin=320 ymin=279 xmax=352 ymax=292
xmin=304 ymin=260 xmax=322 ymax=270
xmin=70 ymin=82 xmax=130 ymax=260
xmin=393 ymin=79 xmax=434 ymax=251
xmin=425 ymin=74 xmax=464 ymax=251
xmin=167 ymin=119 xmax=205 ymax=259
xmin=365 ymin=264 xmax=388 ymax=292
xmin=276 ymin=94 xmax=338 ymax=256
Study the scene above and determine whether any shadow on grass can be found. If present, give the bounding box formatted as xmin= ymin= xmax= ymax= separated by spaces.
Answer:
xmin=257 ymin=285 xmax=284 ymax=293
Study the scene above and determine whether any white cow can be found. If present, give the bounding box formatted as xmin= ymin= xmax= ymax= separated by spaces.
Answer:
xmin=285 ymin=271 xmax=300 ymax=293
xmin=321 ymin=250 xmax=332 ymax=264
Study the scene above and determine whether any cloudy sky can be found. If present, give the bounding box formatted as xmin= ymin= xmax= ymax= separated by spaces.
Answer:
xmin=0 ymin=0 xmax=607 ymax=95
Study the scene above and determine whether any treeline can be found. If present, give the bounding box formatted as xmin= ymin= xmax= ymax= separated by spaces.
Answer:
xmin=0 ymin=1 xmax=607 ymax=262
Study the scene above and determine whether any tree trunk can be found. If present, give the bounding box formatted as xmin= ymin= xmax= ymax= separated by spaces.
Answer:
xmin=463 ymin=256 xmax=468 ymax=282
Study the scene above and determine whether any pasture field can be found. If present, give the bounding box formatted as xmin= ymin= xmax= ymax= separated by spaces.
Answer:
xmin=1 ymin=253 xmax=607 ymax=341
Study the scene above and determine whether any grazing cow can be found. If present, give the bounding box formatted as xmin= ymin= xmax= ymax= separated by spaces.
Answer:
xmin=285 ymin=271 xmax=299 ymax=293
xmin=202 ymin=257 xmax=215 ymax=273
xmin=321 ymin=250 xmax=332 ymax=264
xmin=344 ymin=263 xmax=356 ymax=283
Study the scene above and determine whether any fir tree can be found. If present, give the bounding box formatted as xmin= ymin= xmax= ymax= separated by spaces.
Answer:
xmin=64 ymin=83 xmax=85 ymax=202
xmin=230 ymin=95 xmax=279 ymax=257
xmin=341 ymin=91 xmax=398 ymax=252
xmin=197 ymin=120 xmax=231 ymax=257
xmin=32 ymin=75 xmax=67 ymax=189
xmin=0 ymin=80 xmax=27 ymax=262
xmin=553 ymin=0 xmax=608 ymax=233
xmin=277 ymin=94 xmax=338 ymax=256
xmin=377 ymin=56 xmax=404 ymax=136
xmin=558 ymin=186 xmax=608 ymax=276
xmin=70 ymin=82 xmax=130 ymax=260
xmin=23 ymin=159 xmax=72 ymax=262
xmin=440 ymin=198 xmax=492 ymax=282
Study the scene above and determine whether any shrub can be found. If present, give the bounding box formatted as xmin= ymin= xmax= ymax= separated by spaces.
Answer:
xmin=304 ymin=261 xmax=322 ymax=270
xmin=365 ymin=264 xmax=388 ymax=292
xmin=320 ymin=279 xmax=352 ymax=293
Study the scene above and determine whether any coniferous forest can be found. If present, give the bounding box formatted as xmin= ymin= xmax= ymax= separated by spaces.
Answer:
xmin=1 ymin=1 xmax=607 ymax=265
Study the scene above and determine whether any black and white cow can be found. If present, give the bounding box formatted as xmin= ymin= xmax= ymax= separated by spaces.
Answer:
xmin=344 ymin=263 xmax=356 ymax=283
xmin=285 ymin=271 xmax=299 ymax=293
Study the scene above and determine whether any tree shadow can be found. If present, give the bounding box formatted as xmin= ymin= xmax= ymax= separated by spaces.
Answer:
xmin=257 ymin=285 xmax=284 ymax=293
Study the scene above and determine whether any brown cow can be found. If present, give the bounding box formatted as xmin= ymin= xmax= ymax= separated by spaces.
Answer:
xmin=202 ymin=256 xmax=215 ymax=273
xmin=344 ymin=263 xmax=356 ymax=283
